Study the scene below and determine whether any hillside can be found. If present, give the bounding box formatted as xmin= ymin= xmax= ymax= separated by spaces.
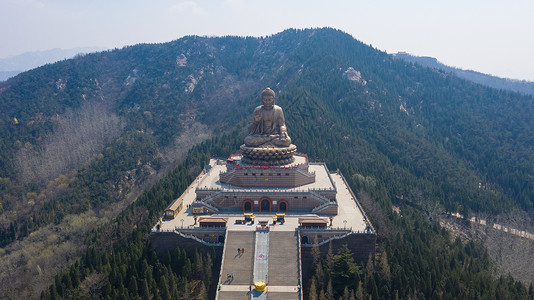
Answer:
xmin=394 ymin=52 xmax=534 ymax=96
xmin=1 ymin=28 xmax=534 ymax=298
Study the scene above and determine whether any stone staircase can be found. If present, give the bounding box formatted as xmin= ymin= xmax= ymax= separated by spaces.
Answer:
xmin=217 ymin=231 xmax=255 ymax=300
xmin=266 ymin=231 xmax=300 ymax=299
xmin=216 ymin=230 xmax=301 ymax=300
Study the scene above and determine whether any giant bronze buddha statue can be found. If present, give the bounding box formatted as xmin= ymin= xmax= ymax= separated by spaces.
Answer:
xmin=240 ymin=88 xmax=297 ymax=165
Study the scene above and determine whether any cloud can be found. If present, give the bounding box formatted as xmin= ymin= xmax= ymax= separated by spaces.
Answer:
xmin=169 ymin=1 xmax=207 ymax=15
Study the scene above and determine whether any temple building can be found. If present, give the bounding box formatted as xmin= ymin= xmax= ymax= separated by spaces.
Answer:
xmin=151 ymin=88 xmax=376 ymax=300
xmin=193 ymin=152 xmax=337 ymax=215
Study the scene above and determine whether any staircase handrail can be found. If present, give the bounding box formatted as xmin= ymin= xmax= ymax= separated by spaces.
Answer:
xmin=308 ymin=191 xmax=332 ymax=203
xmin=170 ymin=229 xmax=224 ymax=247
xmin=311 ymin=202 xmax=335 ymax=214
xmin=293 ymin=167 xmax=316 ymax=178
xmin=215 ymin=229 xmax=230 ymax=300
xmin=198 ymin=201 xmax=220 ymax=213
xmin=297 ymin=231 xmax=303 ymax=300
xmin=196 ymin=191 xmax=222 ymax=203
xmin=299 ymin=231 xmax=354 ymax=248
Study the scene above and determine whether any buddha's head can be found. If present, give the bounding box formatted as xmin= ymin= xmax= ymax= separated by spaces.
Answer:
xmin=261 ymin=88 xmax=275 ymax=109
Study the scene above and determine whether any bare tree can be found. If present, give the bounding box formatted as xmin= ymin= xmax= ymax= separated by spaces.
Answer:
xmin=81 ymin=273 xmax=107 ymax=298
xmin=15 ymin=101 xmax=124 ymax=186
xmin=421 ymin=200 xmax=442 ymax=222
xmin=163 ymin=122 xmax=212 ymax=163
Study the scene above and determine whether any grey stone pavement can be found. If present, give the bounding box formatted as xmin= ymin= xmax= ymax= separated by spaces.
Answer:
xmin=268 ymin=231 xmax=299 ymax=287
xmin=217 ymin=231 xmax=255 ymax=300
xmin=219 ymin=231 xmax=255 ymax=285
xmin=156 ymin=158 xmax=369 ymax=233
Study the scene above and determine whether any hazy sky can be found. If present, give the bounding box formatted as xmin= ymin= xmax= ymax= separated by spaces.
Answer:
xmin=1 ymin=0 xmax=533 ymax=81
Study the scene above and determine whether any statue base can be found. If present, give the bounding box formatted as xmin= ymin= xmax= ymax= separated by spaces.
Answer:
xmin=240 ymin=144 xmax=297 ymax=166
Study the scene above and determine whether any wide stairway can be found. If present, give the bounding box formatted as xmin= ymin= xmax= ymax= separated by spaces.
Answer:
xmin=216 ymin=229 xmax=301 ymax=300
xmin=217 ymin=231 xmax=256 ymax=300
xmin=265 ymin=231 xmax=300 ymax=299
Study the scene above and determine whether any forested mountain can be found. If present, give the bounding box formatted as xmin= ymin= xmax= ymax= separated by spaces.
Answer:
xmin=1 ymin=28 xmax=534 ymax=299
xmin=394 ymin=52 xmax=534 ymax=96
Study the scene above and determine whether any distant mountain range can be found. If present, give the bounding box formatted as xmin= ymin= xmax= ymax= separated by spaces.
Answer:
xmin=394 ymin=52 xmax=534 ymax=96
xmin=0 ymin=47 xmax=107 ymax=81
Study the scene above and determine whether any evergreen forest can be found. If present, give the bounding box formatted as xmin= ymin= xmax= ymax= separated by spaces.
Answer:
xmin=1 ymin=28 xmax=534 ymax=299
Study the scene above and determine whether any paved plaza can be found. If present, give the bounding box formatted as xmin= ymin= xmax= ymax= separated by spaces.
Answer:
xmin=155 ymin=159 xmax=369 ymax=234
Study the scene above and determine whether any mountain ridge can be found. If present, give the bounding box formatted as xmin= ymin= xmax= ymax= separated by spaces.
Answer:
xmin=0 ymin=47 xmax=107 ymax=81
xmin=1 ymin=28 xmax=533 ymax=298
xmin=394 ymin=51 xmax=534 ymax=96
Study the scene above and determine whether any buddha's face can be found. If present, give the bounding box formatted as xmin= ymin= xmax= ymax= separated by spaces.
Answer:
xmin=262 ymin=95 xmax=275 ymax=109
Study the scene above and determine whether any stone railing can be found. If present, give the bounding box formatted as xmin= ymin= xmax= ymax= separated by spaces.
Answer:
xmin=337 ymin=171 xmax=375 ymax=234
xmin=176 ymin=226 xmax=226 ymax=232
xmin=314 ymin=231 xmax=354 ymax=247
xmin=299 ymin=228 xmax=375 ymax=247
xmin=192 ymin=193 xmax=222 ymax=213
xmin=309 ymin=191 xmax=332 ymax=203
xmin=196 ymin=190 xmax=222 ymax=199
xmin=226 ymin=163 xmax=307 ymax=171
xmin=311 ymin=201 xmax=336 ymax=214
xmin=323 ymin=164 xmax=338 ymax=193
xmin=308 ymin=187 xmax=336 ymax=193
xmin=299 ymin=227 xmax=351 ymax=232
xmin=196 ymin=187 xmax=335 ymax=195
xmin=297 ymin=230 xmax=303 ymax=300
xmin=153 ymin=229 xmax=224 ymax=247
xmin=216 ymin=229 xmax=230 ymax=300
xmin=293 ymin=168 xmax=316 ymax=178
xmin=191 ymin=200 xmax=220 ymax=214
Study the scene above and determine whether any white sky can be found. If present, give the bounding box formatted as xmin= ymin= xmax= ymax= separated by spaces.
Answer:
xmin=1 ymin=0 xmax=533 ymax=81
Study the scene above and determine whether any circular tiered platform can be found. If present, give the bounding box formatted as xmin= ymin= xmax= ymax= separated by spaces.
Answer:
xmin=240 ymin=144 xmax=297 ymax=166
